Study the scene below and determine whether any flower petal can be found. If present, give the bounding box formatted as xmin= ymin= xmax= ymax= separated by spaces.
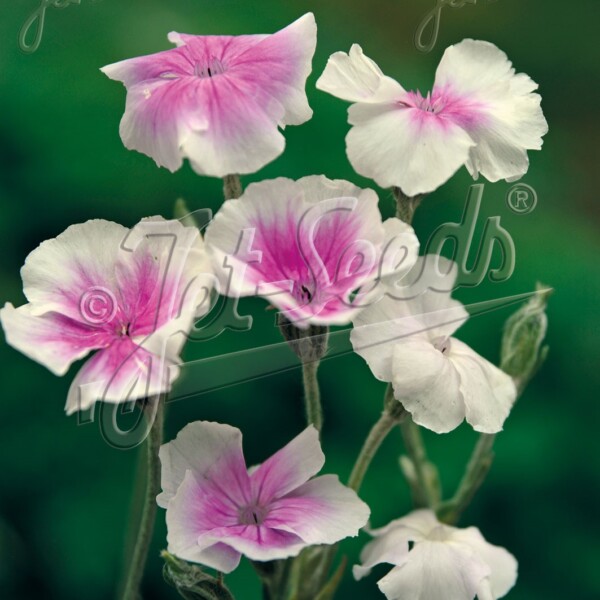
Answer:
xmin=196 ymin=524 xmax=306 ymax=562
xmin=227 ymin=13 xmax=316 ymax=126
xmin=316 ymin=44 xmax=405 ymax=103
xmin=157 ymin=420 xmax=251 ymax=508
xmin=434 ymin=39 xmax=548 ymax=183
xmin=351 ymin=293 xmax=425 ymax=382
xmin=346 ymin=101 xmax=475 ymax=195
xmin=0 ymin=303 xmax=106 ymax=376
xmin=64 ymin=337 xmax=179 ymax=415
xmin=367 ymin=509 xmax=440 ymax=539
xmin=165 ymin=470 xmax=242 ymax=572
xmin=179 ymin=75 xmax=288 ymax=177
xmin=351 ymin=256 xmax=466 ymax=382
xmin=392 ymin=339 xmax=465 ymax=434
xmin=386 ymin=255 xmax=469 ymax=341
xmin=377 ymin=539 xmax=491 ymax=600
xmin=448 ymin=339 xmax=516 ymax=434
xmin=265 ymin=474 xmax=370 ymax=545
xmin=451 ymin=527 xmax=518 ymax=598
xmin=354 ymin=510 xmax=442 ymax=581
xmin=353 ymin=525 xmax=411 ymax=581
xmin=20 ymin=219 xmax=129 ymax=320
xmin=121 ymin=217 xmax=214 ymax=330
xmin=250 ymin=426 xmax=324 ymax=504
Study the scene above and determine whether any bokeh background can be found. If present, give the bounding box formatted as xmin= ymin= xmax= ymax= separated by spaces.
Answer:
xmin=1 ymin=0 xmax=598 ymax=598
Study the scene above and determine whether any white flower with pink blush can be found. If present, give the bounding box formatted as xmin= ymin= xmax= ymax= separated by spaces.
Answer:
xmin=0 ymin=218 xmax=213 ymax=415
xmin=316 ymin=40 xmax=548 ymax=196
xmin=101 ymin=14 xmax=316 ymax=177
xmin=204 ymin=175 xmax=420 ymax=328
xmin=157 ymin=421 xmax=370 ymax=571
xmin=351 ymin=256 xmax=516 ymax=433
xmin=354 ymin=509 xmax=517 ymax=600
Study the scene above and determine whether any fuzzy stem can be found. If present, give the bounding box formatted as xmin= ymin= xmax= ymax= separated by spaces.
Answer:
xmin=348 ymin=411 xmax=399 ymax=493
xmin=223 ymin=174 xmax=242 ymax=200
xmin=120 ymin=400 xmax=165 ymax=600
xmin=302 ymin=360 xmax=323 ymax=432
xmin=348 ymin=385 xmax=406 ymax=492
xmin=392 ymin=187 xmax=424 ymax=224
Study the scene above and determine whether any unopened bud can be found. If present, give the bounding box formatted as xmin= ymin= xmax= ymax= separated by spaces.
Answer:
xmin=162 ymin=551 xmax=234 ymax=600
xmin=500 ymin=282 xmax=552 ymax=394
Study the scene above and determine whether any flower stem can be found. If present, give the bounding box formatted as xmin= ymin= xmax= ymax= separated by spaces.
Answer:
xmin=223 ymin=174 xmax=242 ymax=200
xmin=120 ymin=399 xmax=165 ymax=600
xmin=302 ymin=360 xmax=323 ymax=432
xmin=348 ymin=411 xmax=399 ymax=493
xmin=399 ymin=417 xmax=440 ymax=508
xmin=392 ymin=187 xmax=424 ymax=224
xmin=348 ymin=385 xmax=406 ymax=493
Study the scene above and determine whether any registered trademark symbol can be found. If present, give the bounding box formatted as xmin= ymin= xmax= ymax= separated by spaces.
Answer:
xmin=506 ymin=183 xmax=537 ymax=214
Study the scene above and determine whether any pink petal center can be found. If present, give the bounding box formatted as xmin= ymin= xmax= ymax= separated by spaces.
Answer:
xmin=238 ymin=504 xmax=270 ymax=526
xmin=193 ymin=57 xmax=227 ymax=78
xmin=400 ymin=86 xmax=489 ymax=130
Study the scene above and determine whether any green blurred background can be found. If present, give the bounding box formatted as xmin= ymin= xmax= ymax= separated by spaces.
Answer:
xmin=1 ymin=0 xmax=598 ymax=598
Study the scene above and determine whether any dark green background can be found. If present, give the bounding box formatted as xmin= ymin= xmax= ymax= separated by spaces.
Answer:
xmin=1 ymin=1 xmax=598 ymax=598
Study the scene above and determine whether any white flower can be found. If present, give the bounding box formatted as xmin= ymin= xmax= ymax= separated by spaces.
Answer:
xmin=316 ymin=40 xmax=548 ymax=196
xmin=354 ymin=510 xmax=518 ymax=600
xmin=350 ymin=255 xmax=516 ymax=433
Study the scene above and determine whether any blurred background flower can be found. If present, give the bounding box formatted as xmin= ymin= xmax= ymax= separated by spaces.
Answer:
xmin=0 ymin=1 xmax=598 ymax=599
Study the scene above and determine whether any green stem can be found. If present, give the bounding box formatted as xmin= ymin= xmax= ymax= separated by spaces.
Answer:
xmin=120 ymin=399 xmax=165 ymax=600
xmin=348 ymin=387 xmax=402 ymax=493
xmin=392 ymin=187 xmax=425 ymax=224
xmin=307 ymin=387 xmax=403 ymax=600
xmin=302 ymin=360 xmax=323 ymax=432
xmin=399 ymin=417 xmax=440 ymax=508
xmin=223 ymin=174 xmax=242 ymax=200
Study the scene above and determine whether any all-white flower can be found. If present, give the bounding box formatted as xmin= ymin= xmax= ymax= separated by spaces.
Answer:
xmin=350 ymin=255 xmax=516 ymax=433
xmin=316 ymin=40 xmax=548 ymax=196
xmin=354 ymin=509 xmax=518 ymax=600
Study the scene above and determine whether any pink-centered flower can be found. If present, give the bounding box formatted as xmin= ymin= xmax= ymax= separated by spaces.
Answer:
xmin=158 ymin=421 xmax=370 ymax=570
xmin=354 ymin=510 xmax=518 ymax=600
xmin=101 ymin=14 xmax=317 ymax=177
xmin=203 ymin=175 xmax=419 ymax=328
xmin=0 ymin=218 xmax=213 ymax=415
xmin=316 ymin=40 xmax=548 ymax=196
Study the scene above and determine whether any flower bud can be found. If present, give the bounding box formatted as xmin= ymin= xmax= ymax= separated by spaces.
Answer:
xmin=162 ymin=551 xmax=234 ymax=600
xmin=500 ymin=282 xmax=552 ymax=394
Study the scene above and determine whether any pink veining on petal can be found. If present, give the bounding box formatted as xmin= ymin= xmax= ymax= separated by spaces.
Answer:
xmin=102 ymin=14 xmax=316 ymax=176
xmin=398 ymin=86 xmax=490 ymax=132
xmin=162 ymin=423 xmax=369 ymax=563
xmin=244 ymin=205 xmax=378 ymax=321
xmin=2 ymin=218 xmax=210 ymax=413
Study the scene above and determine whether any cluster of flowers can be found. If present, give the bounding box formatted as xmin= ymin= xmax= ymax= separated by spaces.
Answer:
xmin=1 ymin=13 xmax=547 ymax=600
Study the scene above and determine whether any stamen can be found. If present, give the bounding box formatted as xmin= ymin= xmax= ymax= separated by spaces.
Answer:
xmin=194 ymin=57 xmax=226 ymax=79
